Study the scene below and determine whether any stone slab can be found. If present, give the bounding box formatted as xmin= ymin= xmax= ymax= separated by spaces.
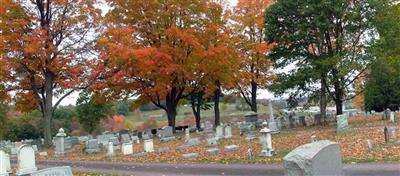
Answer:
xmin=182 ymin=153 xmax=198 ymax=159
xmin=283 ymin=140 xmax=344 ymax=176
xmin=206 ymin=148 xmax=220 ymax=156
xmin=224 ymin=145 xmax=239 ymax=152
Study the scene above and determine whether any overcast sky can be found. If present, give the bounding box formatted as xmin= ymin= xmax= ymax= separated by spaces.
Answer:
xmin=59 ymin=0 xmax=276 ymax=106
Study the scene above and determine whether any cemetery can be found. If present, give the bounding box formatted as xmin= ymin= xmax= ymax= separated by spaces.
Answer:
xmin=1 ymin=0 xmax=400 ymax=175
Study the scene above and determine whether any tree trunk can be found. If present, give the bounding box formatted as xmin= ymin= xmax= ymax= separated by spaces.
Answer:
xmin=318 ymin=76 xmax=327 ymax=125
xmin=251 ymin=80 xmax=257 ymax=112
xmin=43 ymin=72 xmax=54 ymax=147
xmin=334 ymin=78 xmax=344 ymax=115
xmin=214 ymin=81 xmax=221 ymax=127
xmin=190 ymin=93 xmax=202 ymax=130
xmin=165 ymin=87 xmax=181 ymax=132
xmin=335 ymin=99 xmax=343 ymax=115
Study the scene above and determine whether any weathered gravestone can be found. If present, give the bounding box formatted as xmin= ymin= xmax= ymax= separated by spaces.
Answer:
xmin=187 ymin=138 xmax=201 ymax=146
xmin=31 ymin=166 xmax=73 ymax=176
xmin=143 ymin=139 xmax=154 ymax=152
xmin=244 ymin=111 xmax=258 ymax=124
xmin=121 ymin=134 xmax=131 ymax=143
xmin=85 ymin=139 xmax=100 ymax=154
xmin=121 ymin=143 xmax=133 ymax=155
xmin=390 ymin=112 xmax=397 ymax=123
xmin=97 ymin=134 xmax=114 ymax=147
xmin=54 ymin=128 xmax=66 ymax=157
xmin=160 ymin=126 xmax=176 ymax=142
xmin=336 ymin=114 xmax=349 ymax=132
xmin=0 ymin=150 xmax=11 ymax=176
xmin=206 ymin=148 xmax=220 ymax=156
xmin=17 ymin=145 xmax=38 ymax=176
xmin=107 ymin=142 xmax=114 ymax=157
xmin=224 ymin=125 xmax=232 ymax=139
xmin=224 ymin=145 xmax=239 ymax=152
xmin=216 ymin=125 xmax=224 ymax=140
xmin=182 ymin=153 xmax=198 ymax=159
xmin=283 ymin=140 xmax=344 ymax=176
xmin=109 ymin=137 xmax=120 ymax=150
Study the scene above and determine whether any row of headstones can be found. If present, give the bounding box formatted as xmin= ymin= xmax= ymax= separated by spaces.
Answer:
xmin=0 ymin=145 xmax=72 ymax=176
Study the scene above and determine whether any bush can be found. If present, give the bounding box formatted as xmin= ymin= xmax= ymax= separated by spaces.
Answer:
xmin=142 ymin=117 xmax=158 ymax=129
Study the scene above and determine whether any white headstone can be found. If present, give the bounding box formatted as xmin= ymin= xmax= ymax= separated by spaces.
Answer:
xmin=144 ymin=139 xmax=154 ymax=152
xmin=260 ymin=121 xmax=274 ymax=157
xmin=0 ymin=150 xmax=10 ymax=176
xmin=390 ymin=112 xmax=395 ymax=123
xmin=185 ymin=128 xmax=190 ymax=142
xmin=216 ymin=126 xmax=224 ymax=139
xmin=17 ymin=145 xmax=37 ymax=175
xmin=122 ymin=143 xmax=133 ymax=155
xmin=224 ymin=125 xmax=232 ymax=139
xmin=31 ymin=166 xmax=72 ymax=176
xmin=107 ymin=142 xmax=114 ymax=157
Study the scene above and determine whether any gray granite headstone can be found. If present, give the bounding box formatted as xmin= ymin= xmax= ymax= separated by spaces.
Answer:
xmin=121 ymin=134 xmax=131 ymax=143
xmin=206 ymin=148 xmax=220 ymax=156
xmin=224 ymin=145 xmax=239 ymax=152
xmin=85 ymin=139 xmax=100 ymax=154
xmin=187 ymin=138 xmax=201 ymax=146
xmin=31 ymin=166 xmax=72 ymax=176
xmin=160 ymin=126 xmax=176 ymax=142
xmin=283 ymin=140 xmax=343 ymax=176
xmin=182 ymin=153 xmax=198 ymax=159
xmin=207 ymin=137 xmax=218 ymax=147
xmin=336 ymin=114 xmax=349 ymax=132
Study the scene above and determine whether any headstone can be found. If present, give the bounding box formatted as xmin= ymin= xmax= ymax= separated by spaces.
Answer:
xmin=97 ymin=134 xmax=114 ymax=147
xmin=176 ymin=145 xmax=191 ymax=150
xmin=133 ymin=152 xmax=148 ymax=157
xmin=187 ymin=138 xmax=201 ymax=146
xmin=336 ymin=114 xmax=349 ymax=132
xmin=311 ymin=135 xmax=317 ymax=143
xmin=182 ymin=153 xmax=198 ymax=159
xmin=155 ymin=147 xmax=170 ymax=154
xmin=121 ymin=134 xmax=131 ymax=143
xmin=185 ymin=128 xmax=190 ymax=142
xmin=216 ymin=125 xmax=224 ymax=139
xmin=283 ymin=140 xmax=344 ymax=176
xmin=121 ymin=143 xmax=133 ymax=155
xmin=78 ymin=136 xmax=89 ymax=144
xmin=143 ymin=139 xmax=154 ymax=152
xmin=206 ymin=148 xmax=220 ymax=156
xmin=268 ymin=100 xmax=280 ymax=133
xmin=31 ymin=166 xmax=73 ymax=176
xmin=107 ymin=142 xmax=114 ymax=157
xmin=55 ymin=128 xmax=67 ymax=157
xmin=159 ymin=126 xmax=176 ymax=142
xmin=384 ymin=126 xmax=389 ymax=143
xmin=207 ymin=137 xmax=218 ymax=147
xmin=16 ymin=145 xmax=38 ymax=175
xmin=0 ymin=150 xmax=10 ymax=176
xmin=109 ymin=137 xmax=120 ymax=150
xmin=390 ymin=112 xmax=396 ymax=123
xmin=244 ymin=111 xmax=258 ymax=124
xmin=85 ymin=139 xmax=100 ymax=154
xmin=224 ymin=125 xmax=232 ymax=139
xmin=224 ymin=145 xmax=239 ymax=152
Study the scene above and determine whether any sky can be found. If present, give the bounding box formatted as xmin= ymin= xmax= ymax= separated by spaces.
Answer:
xmin=58 ymin=0 xmax=276 ymax=106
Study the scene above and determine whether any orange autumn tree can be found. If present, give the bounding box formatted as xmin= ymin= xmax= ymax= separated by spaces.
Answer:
xmin=189 ymin=1 xmax=240 ymax=127
xmin=0 ymin=0 xmax=101 ymax=146
xmin=229 ymin=0 xmax=274 ymax=112
xmin=97 ymin=0 xmax=225 ymax=130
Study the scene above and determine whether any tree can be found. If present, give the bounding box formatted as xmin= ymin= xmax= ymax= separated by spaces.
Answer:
xmin=53 ymin=105 xmax=77 ymax=133
xmin=265 ymin=0 xmax=381 ymax=116
xmin=96 ymin=0 xmax=237 ymax=130
xmin=0 ymin=103 xmax=8 ymax=138
xmin=230 ymin=0 xmax=274 ymax=113
xmin=364 ymin=2 xmax=400 ymax=111
xmin=76 ymin=91 xmax=113 ymax=134
xmin=0 ymin=0 xmax=101 ymax=146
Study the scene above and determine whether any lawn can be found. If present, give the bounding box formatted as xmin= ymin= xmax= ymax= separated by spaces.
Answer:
xmin=39 ymin=114 xmax=400 ymax=164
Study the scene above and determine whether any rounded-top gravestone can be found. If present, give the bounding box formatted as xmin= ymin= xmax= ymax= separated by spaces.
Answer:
xmin=17 ymin=144 xmax=37 ymax=176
